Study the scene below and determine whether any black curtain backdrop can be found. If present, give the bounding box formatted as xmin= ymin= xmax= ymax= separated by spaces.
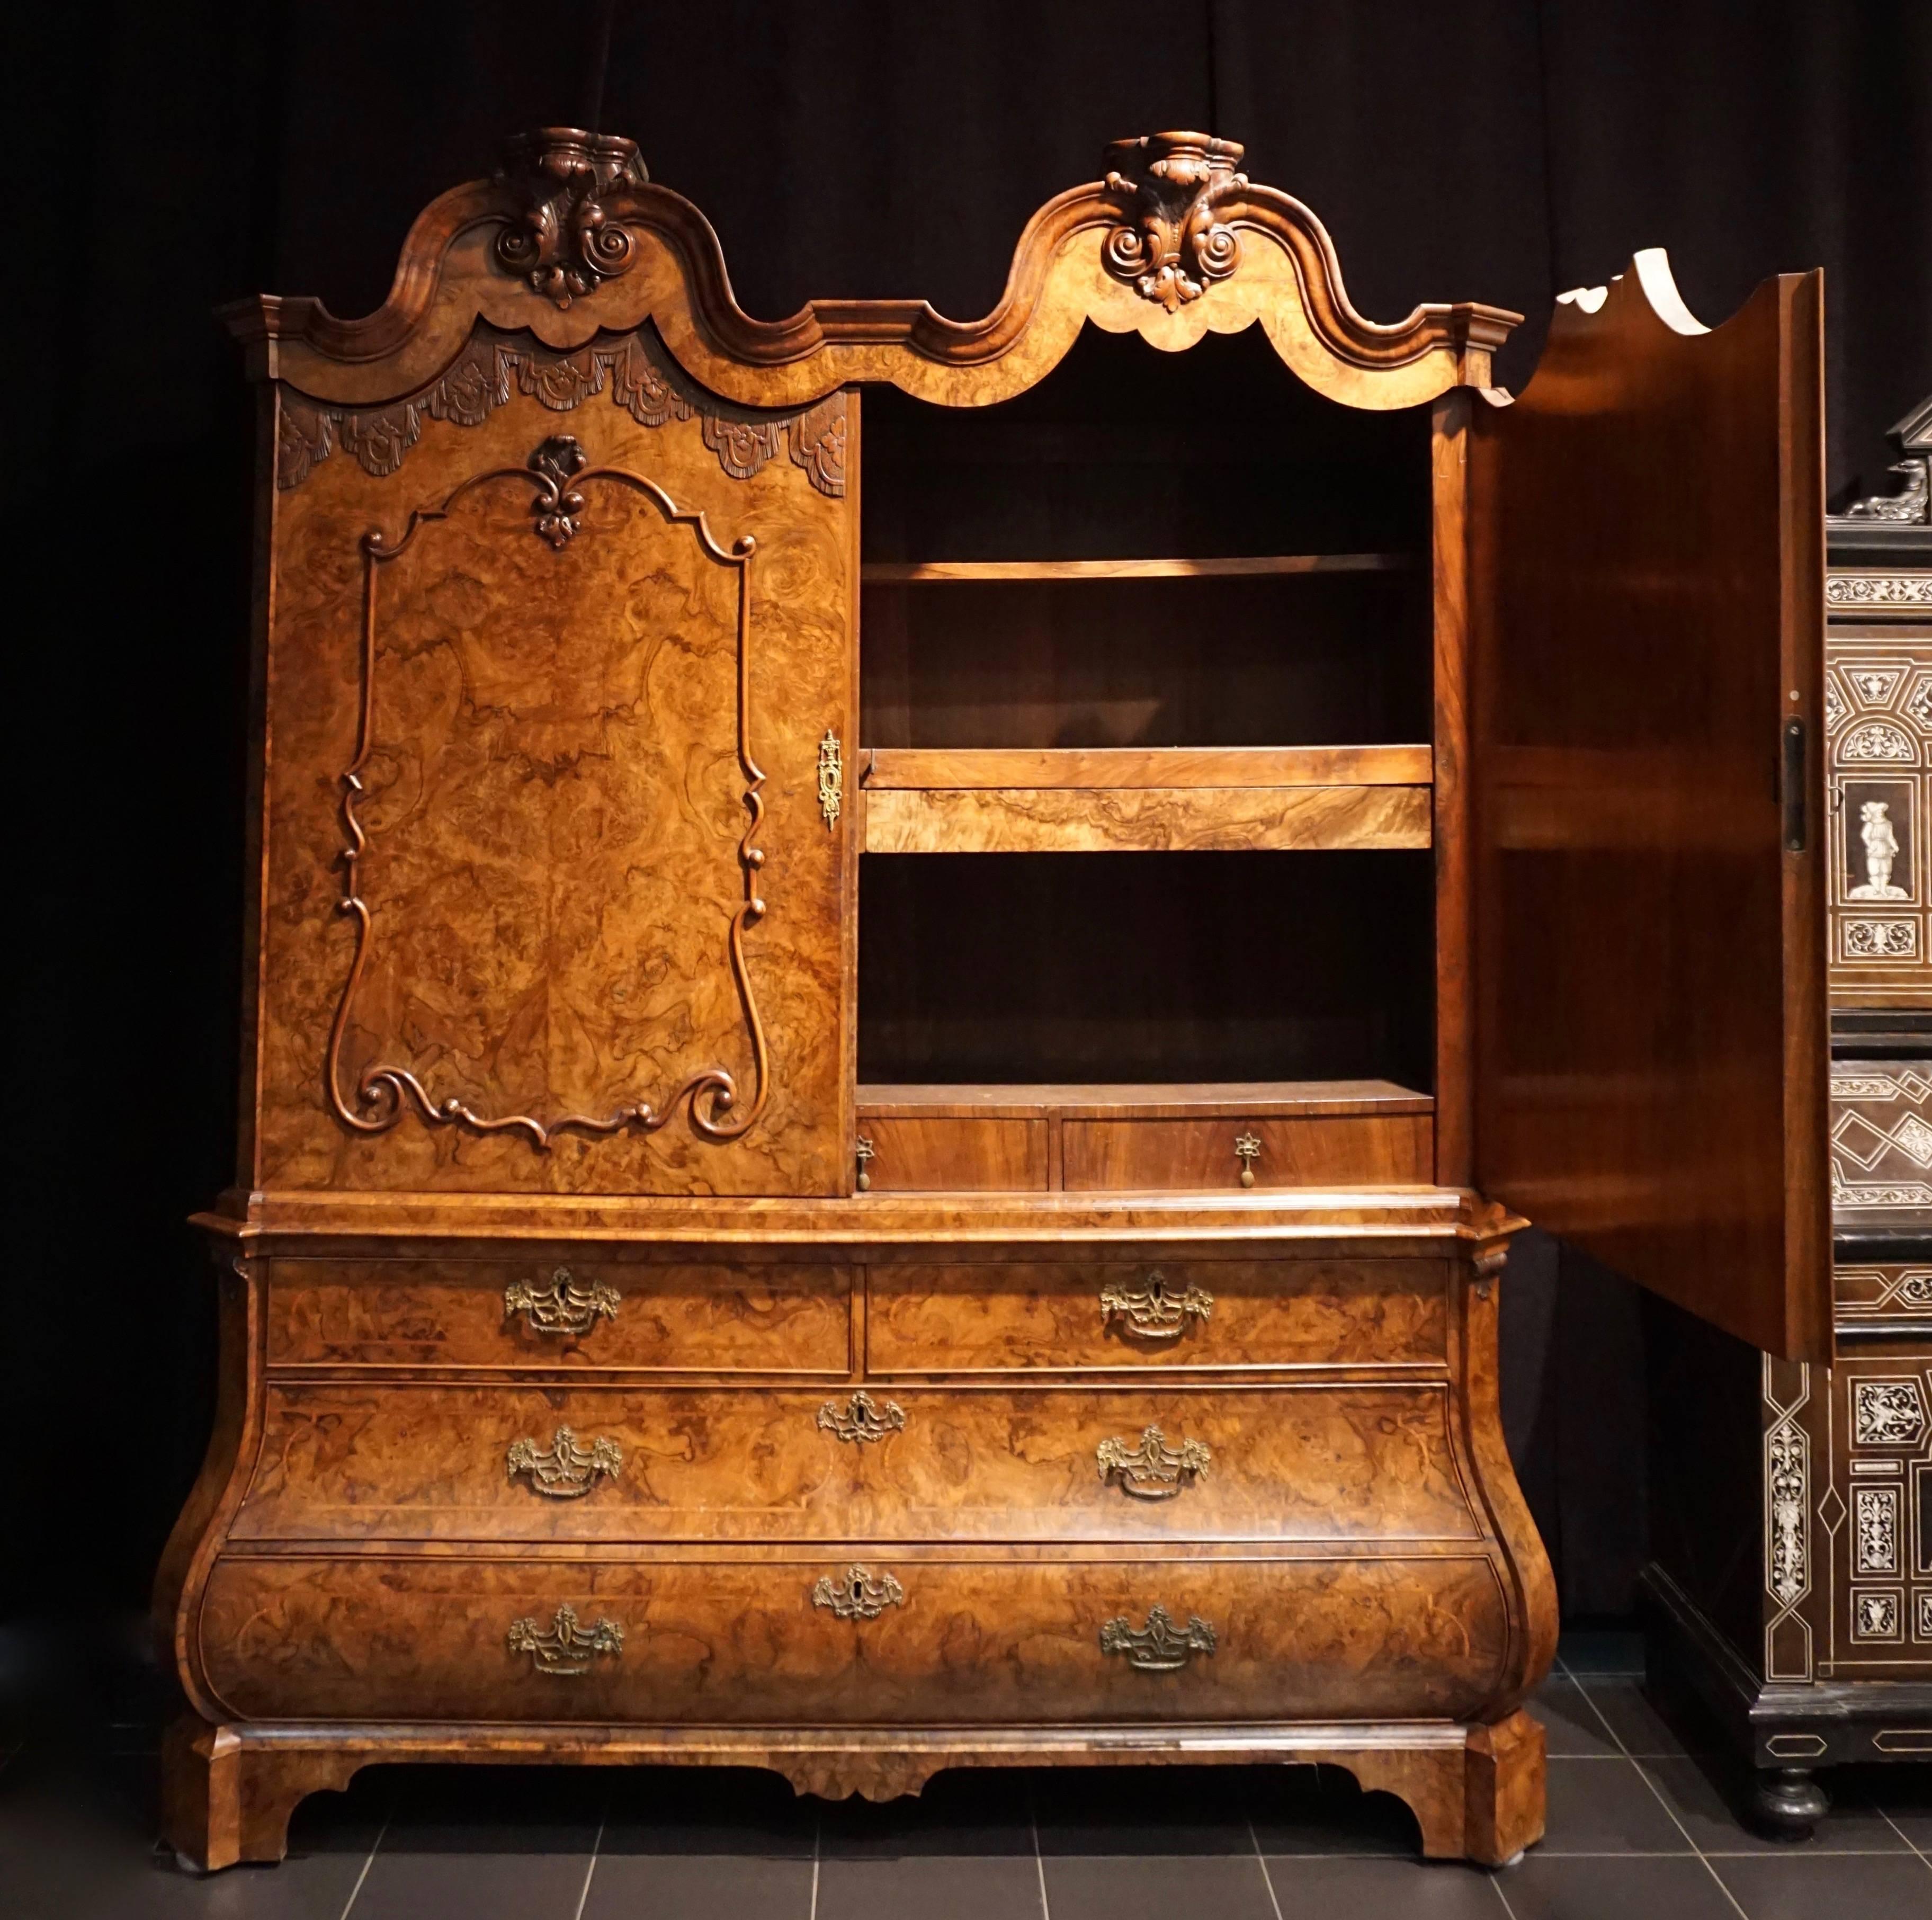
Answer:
xmin=9 ymin=0 xmax=1928 ymax=1630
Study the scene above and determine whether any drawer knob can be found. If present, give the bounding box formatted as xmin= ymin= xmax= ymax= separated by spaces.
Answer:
xmin=506 ymin=1425 xmax=623 ymax=1498
xmin=1098 ymin=1270 xmax=1214 ymax=1342
xmin=505 ymin=1604 xmax=623 ymax=1676
xmin=811 ymin=1564 xmax=905 ymax=1620
xmin=1234 ymin=1131 xmax=1261 ymax=1187
xmin=817 ymin=1389 xmax=906 ymax=1445
xmin=1099 ymin=1603 xmax=1217 ymax=1673
xmin=1096 ymin=1424 xmax=1211 ymax=1499
xmin=504 ymin=1267 xmax=621 ymax=1338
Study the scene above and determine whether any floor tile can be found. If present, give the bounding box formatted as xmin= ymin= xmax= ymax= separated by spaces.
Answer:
xmin=1537 ymin=1757 xmax=1692 ymax=1855
xmin=1578 ymin=1679 xmax=1711 ymax=1759
xmin=346 ymin=1848 xmax=594 ymax=1920
xmin=378 ymin=1763 xmax=602 ymax=1853
xmin=580 ymin=1853 xmax=816 ymax=1920
xmin=1641 ymin=1755 xmax=1910 ymax=1855
xmin=1250 ymin=1764 xmax=1420 ymax=1856
xmin=1263 ymin=1853 xmax=1507 ymax=1917
xmin=1034 ymin=1764 xmax=1262 ymax=1855
xmin=1867 ymin=1760 xmax=1932 ymax=1850
xmin=600 ymin=1765 xmax=815 ymax=1856
xmin=819 ymin=1766 xmax=1033 ymax=1856
xmin=1555 ymin=1629 xmax=1646 ymax=1677
xmin=1711 ymin=1849 xmax=1932 ymax=1917
xmin=817 ymin=1853 xmax=1045 ymax=1920
xmin=1496 ymin=1855 xmax=1738 ymax=1919
xmin=1534 ymin=1679 xmax=1622 ymax=1760
xmin=1040 ymin=1852 xmax=1280 ymax=1920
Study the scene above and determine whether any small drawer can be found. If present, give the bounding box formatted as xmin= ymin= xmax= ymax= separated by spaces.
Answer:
xmin=227 ymin=1381 xmax=1480 ymax=1546
xmin=265 ymin=1258 xmax=853 ymax=1373
xmin=1062 ymin=1115 xmax=1433 ymax=1191
xmin=198 ymin=1549 xmax=1508 ymax=1727
xmin=867 ymin=1259 xmax=1451 ymax=1372
xmin=855 ymin=1116 xmax=1048 ymax=1192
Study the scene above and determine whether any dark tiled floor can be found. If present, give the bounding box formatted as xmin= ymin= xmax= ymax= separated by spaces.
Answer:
xmin=4 ymin=1632 xmax=1931 ymax=1919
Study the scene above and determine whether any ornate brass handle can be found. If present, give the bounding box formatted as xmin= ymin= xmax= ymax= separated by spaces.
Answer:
xmin=1098 ymin=1270 xmax=1213 ymax=1342
xmin=854 ymin=1135 xmax=875 ymax=1191
xmin=818 ymin=728 xmax=844 ymax=828
xmin=1099 ymin=1604 xmax=1217 ymax=1672
xmin=504 ymin=1267 xmax=620 ymax=1337
xmin=818 ymin=1389 xmax=906 ymax=1445
xmin=506 ymin=1604 xmax=623 ymax=1676
xmin=811 ymin=1565 xmax=905 ymax=1620
xmin=1234 ymin=1130 xmax=1261 ymax=1188
xmin=506 ymin=1426 xmax=622 ymax=1498
xmin=1096 ymin=1424 xmax=1211 ymax=1499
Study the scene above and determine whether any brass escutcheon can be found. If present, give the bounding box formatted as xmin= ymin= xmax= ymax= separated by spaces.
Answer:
xmin=1098 ymin=1603 xmax=1217 ymax=1672
xmin=1096 ymin=1424 xmax=1212 ymax=1499
xmin=811 ymin=1565 xmax=905 ymax=1620
xmin=818 ymin=1389 xmax=907 ymax=1445
xmin=504 ymin=1267 xmax=621 ymax=1337
xmin=1098 ymin=1270 xmax=1213 ymax=1342
xmin=505 ymin=1604 xmax=623 ymax=1676
xmin=506 ymin=1425 xmax=623 ymax=1498
xmin=818 ymin=728 xmax=844 ymax=828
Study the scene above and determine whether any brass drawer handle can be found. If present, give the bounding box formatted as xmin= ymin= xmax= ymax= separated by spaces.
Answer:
xmin=1096 ymin=1424 xmax=1211 ymax=1498
xmin=506 ymin=1604 xmax=623 ymax=1676
xmin=1234 ymin=1130 xmax=1261 ymax=1187
xmin=504 ymin=1267 xmax=620 ymax=1337
xmin=506 ymin=1425 xmax=623 ymax=1498
xmin=812 ymin=1564 xmax=905 ymax=1620
xmin=1098 ymin=1270 xmax=1214 ymax=1342
xmin=1099 ymin=1604 xmax=1217 ymax=1672
xmin=855 ymin=1135 xmax=875 ymax=1191
xmin=818 ymin=1389 xmax=906 ymax=1445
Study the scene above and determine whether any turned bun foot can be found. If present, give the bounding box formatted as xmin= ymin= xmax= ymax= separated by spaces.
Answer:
xmin=1751 ymin=1766 xmax=1828 ymax=1841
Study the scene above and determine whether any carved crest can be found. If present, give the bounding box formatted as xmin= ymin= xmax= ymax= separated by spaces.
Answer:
xmin=494 ymin=128 xmax=648 ymax=307
xmin=527 ymin=435 xmax=589 ymax=546
xmin=1102 ymin=132 xmax=1247 ymax=312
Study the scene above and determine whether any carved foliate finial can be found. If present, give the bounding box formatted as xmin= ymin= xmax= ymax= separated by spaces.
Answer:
xmin=495 ymin=128 xmax=649 ymax=307
xmin=1102 ymin=131 xmax=1247 ymax=312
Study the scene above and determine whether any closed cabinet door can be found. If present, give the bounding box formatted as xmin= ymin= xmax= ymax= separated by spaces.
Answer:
xmin=260 ymin=345 xmax=855 ymax=1195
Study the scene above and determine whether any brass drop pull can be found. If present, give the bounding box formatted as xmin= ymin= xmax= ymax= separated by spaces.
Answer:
xmin=506 ymin=1426 xmax=623 ymax=1498
xmin=1096 ymin=1425 xmax=1211 ymax=1499
xmin=817 ymin=1389 xmax=906 ymax=1445
xmin=855 ymin=1135 xmax=875 ymax=1191
xmin=811 ymin=1564 xmax=905 ymax=1620
xmin=506 ymin=1604 xmax=623 ymax=1676
xmin=1098 ymin=1270 xmax=1214 ymax=1342
xmin=1234 ymin=1131 xmax=1261 ymax=1187
xmin=504 ymin=1267 xmax=620 ymax=1338
xmin=1099 ymin=1604 xmax=1217 ymax=1672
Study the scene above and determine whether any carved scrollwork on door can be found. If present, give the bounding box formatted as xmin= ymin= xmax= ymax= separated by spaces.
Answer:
xmin=504 ymin=1269 xmax=621 ymax=1337
xmin=505 ymin=1604 xmax=623 ymax=1676
xmin=1098 ymin=1603 xmax=1217 ymax=1672
xmin=1098 ymin=1270 xmax=1213 ymax=1342
xmin=506 ymin=1426 xmax=623 ymax=1498
xmin=326 ymin=446 xmax=769 ymax=1152
xmin=811 ymin=1565 xmax=905 ymax=1620
xmin=817 ymin=1390 xmax=906 ymax=1445
xmin=1095 ymin=1425 xmax=1211 ymax=1499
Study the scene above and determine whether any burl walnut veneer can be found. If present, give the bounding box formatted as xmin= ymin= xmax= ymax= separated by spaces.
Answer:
xmin=159 ymin=128 xmax=1832 ymax=1871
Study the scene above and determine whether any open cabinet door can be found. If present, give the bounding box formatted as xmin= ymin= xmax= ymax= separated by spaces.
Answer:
xmin=1469 ymin=253 xmax=1830 ymax=1361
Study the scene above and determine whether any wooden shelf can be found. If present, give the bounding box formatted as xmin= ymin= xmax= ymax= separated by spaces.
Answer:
xmin=862 ymin=553 xmax=1416 ymax=583
xmin=856 ymin=1080 xmax=1434 ymax=1120
xmin=864 ymin=745 xmax=1432 ymax=789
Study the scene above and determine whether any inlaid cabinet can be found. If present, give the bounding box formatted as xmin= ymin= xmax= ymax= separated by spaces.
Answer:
xmin=158 ymin=127 xmax=1832 ymax=1869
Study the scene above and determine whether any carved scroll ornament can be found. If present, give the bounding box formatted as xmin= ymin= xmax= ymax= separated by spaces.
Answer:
xmin=1102 ymin=132 xmax=1247 ymax=312
xmin=494 ymin=128 xmax=649 ymax=307
xmin=326 ymin=444 xmax=769 ymax=1152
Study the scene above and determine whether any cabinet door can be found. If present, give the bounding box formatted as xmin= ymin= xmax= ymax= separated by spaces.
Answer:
xmin=261 ymin=377 xmax=856 ymax=1196
xmin=1469 ymin=255 xmax=1829 ymax=1360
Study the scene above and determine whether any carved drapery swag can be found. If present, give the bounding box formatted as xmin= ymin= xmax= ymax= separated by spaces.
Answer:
xmin=1102 ymin=132 xmax=1248 ymax=312
xmin=276 ymin=326 xmax=846 ymax=498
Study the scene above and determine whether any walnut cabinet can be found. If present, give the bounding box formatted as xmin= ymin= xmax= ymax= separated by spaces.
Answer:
xmin=157 ymin=128 xmax=1831 ymax=1869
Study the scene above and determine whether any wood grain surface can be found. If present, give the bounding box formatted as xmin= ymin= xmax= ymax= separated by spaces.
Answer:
xmin=1061 ymin=1116 xmax=1434 ymax=1191
xmin=853 ymin=1116 xmax=1050 ymax=1192
xmin=863 ymin=746 xmax=1433 ymax=789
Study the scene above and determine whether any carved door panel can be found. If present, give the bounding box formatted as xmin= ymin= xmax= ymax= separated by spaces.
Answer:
xmin=257 ymin=341 xmax=854 ymax=1195
xmin=1469 ymin=255 xmax=1830 ymax=1360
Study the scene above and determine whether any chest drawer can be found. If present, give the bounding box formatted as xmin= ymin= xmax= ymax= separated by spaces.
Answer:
xmin=866 ymin=1259 xmax=1450 ymax=1372
xmin=855 ymin=1115 xmax=1049 ymax=1192
xmin=228 ymin=1381 xmax=1480 ymax=1546
xmin=1061 ymin=1115 xmax=1433 ymax=1191
xmin=199 ymin=1549 xmax=1508 ymax=1727
xmin=266 ymin=1259 xmax=853 ymax=1374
